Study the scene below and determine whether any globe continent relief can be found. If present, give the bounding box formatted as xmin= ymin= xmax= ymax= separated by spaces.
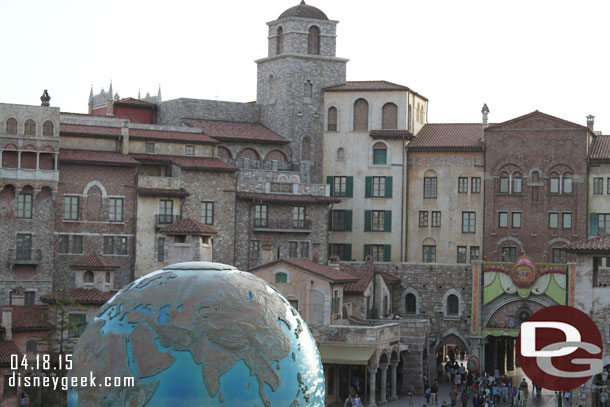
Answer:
xmin=68 ymin=262 xmax=325 ymax=407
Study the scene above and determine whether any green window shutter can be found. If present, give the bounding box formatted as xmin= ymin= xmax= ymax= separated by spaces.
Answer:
xmin=365 ymin=176 xmax=372 ymax=198
xmin=590 ymin=212 xmax=598 ymax=236
xmin=345 ymin=210 xmax=352 ymax=232
xmin=326 ymin=176 xmax=334 ymax=196
xmin=364 ymin=244 xmax=371 ymax=260
xmin=385 ymin=176 xmax=393 ymax=198
xmin=384 ymin=210 xmax=392 ymax=232
xmin=364 ymin=210 xmax=371 ymax=232
xmin=345 ymin=244 xmax=352 ymax=261
xmin=384 ymin=245 xmax=392 ymax=262
xmin=328 ymin=211 xmax=333 ymax=230
xmin=346 ymin=176 xmax=354 ymax=198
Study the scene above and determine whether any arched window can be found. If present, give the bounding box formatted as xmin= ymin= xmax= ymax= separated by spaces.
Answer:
xmin=216 ymin=146 xmax=232 ymax=159
xmin=26 ymin=340 xmax=37 ymax=353
xmin=237 ymin=148 xmax=260 ymax=161
xmin=550 ymin=172 xmax=560 ymax=194
xmin=353 ymin=98 xmax=369 ymax=131
xmin=336 ymin=148 xmax=345 ymax=161
xmin=447 ymin=294 xmax=459 ymax=315
xmin=276 ymin=26 xmax=284 ymax=55
xmin=563 ymin=173 xmax=573 ymax=194
xmin=372 ymin=142 xmax=387 ymax=165
xmin=327 ymin=107 xmax=337 ymax=131
xmin=105 ymin=271 xmax=111 ymax=284
xmin=512 ymin=172 xmax=522 ymax=193
xmin=43 ymin=121 xmax=54 ymax=137
xmin=382 ymin=103 xmax=398 ymax=129
xmin=84 ymin=270 xmax=94 ymax=284
xmin=304 ymin=80 xmax=313 ymax=102
xmin=405 ymin=293 xmax=416 ymax=314
xmin=301 ymin=136 xmax=311 ymax=161
xmin=307 ymin=26 xmax=320 ymax=54
xmin=499 ymin=172 xmax=509 ymax=193
xmin=265 ymin=150 xmax=288 ymax=162
xmin=275 ymin=272 xmax=288 ymax=283
xmin=24 ymin=120 xmax=36 ymax=136
xmin=6 ymin=118 xmax=17 ymax=134
xmin=267 ymin=74 xmax=275 ymax=104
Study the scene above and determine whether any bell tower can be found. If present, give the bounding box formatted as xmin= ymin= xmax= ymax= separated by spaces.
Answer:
xmin=256 ymin=1 xmax=348 ymax=183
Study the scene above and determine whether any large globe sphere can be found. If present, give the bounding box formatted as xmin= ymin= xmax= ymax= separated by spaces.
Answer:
xmin=68 ymin=262 xmax=325 ymax=407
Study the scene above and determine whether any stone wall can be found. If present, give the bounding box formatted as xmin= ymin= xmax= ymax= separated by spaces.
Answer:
xmin=157 ymin=98 xmax=261 ymax=126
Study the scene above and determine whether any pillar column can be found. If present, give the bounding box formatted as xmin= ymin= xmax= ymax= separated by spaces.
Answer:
xmin=36 ymin=152 xmax=40 ymax=170
xmin=379 ymin=363 xmax=388 ymax=405
xmin=17 ymin=151 xmax=21 ymax=169
xmin=368 ymin=366 xmax=378 ymax=407
xmin=389 ymin=361 xmax=398 ymax=401
xmin=54 ymin=153 xmax=58 ymax=170
xmin=506 ymin=340 xmax=514 ymax=371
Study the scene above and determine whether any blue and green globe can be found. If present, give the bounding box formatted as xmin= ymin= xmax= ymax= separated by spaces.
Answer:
xmin=68 ymin=262 xmax=325 ymax=407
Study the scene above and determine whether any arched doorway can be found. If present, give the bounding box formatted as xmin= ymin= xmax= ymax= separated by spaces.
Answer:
xmin=435 ymin=332 xmax=470 ymax=384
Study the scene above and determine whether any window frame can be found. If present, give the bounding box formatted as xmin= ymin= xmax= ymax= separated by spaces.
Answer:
xmin=431 ymin=211 xmax=441 ymax=228
xmin=72 ymin=235 xmax=83 ymax=254
xmin=462 ymin=211 xmax=476 ymax=234
xmin=457 ymin=246 xmax=467 ymax=264
xmin=563 ymin=212 xmax=572 ymax=229
xmin=17 ymin=193 xmax=33 ymax=219
xmin=552 ymin=248 xmax=567 ymax=263
xmin=331 ymin=210 xmax=347 ymax=231
xmin=371 ymin=210 xmax=386 ymax=232
xmin=447 ymin=295 xmax=459 ymax=316
xmin=502 ymin=247 xmax=517 ymax=262
xmin=423 ymin=177 xmax=437 ymax=199
xmin=549 ymin=212 xmax=559 ymax=229
xmin=419 ymin=211 xmax=428 ymax=227
xmin=185 ymin=145 xmax=195 ymax=156
xmin=458 ymin=177 xmax=468 ymax=193
xmin=16 ymin=234 xmax=32 ymax=260
xmin=200 ymin=201 xmax=214 ymax=225
xmin=594 ymin=177 xmax=604 ymax=194
xmin=157 ymin=237 xmax=165 ymax=262
xmin=254 ymin=204 xmax=268 ymax=227
xmin=333 ymin=176 xmax=347 ymax=197
xmin=288 ymin=242 xmax=298 ymax=258
xmin=249 ymin=240 xmax=260 ymax=258
xmin=470 ymin=246 xmax=480 ymax=263
xmin=116 ymin=236 xmax=128 ymax=255
xmin=63 ymin=196 xmax=79 ymax=221
xmin=423 ymin=245 xmax=436 ymax=263
xmin=471 ymin=177 xmax=481 ymax=193
xmin=371 ymin=176 xmax=386 ymax=197
xmin=370 ymin=245 xmax=385 ymax=262
xmin=512 ymin=212 xmax=522 ymax=228
xmin=109 ymin=197 xmax=124 ymax=222
xmin=499 ymin=212 xmax=508 ymax=228
xmin=145 ymin=142 xmax=155 ymax=153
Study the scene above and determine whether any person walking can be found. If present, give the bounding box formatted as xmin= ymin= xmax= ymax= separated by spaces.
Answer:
xmin=344 ymin=394 xmax=354 ymax=407
xmin=431 ymin=382 xmax=439 ymax=406
xmin=408 ymin=387 xmax=415 ymax=407
xmin=450 ymin=387 xmax=459 ymax=407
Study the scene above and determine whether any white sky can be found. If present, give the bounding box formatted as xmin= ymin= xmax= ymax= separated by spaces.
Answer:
xmin=2 ymin=0 xmax=610 ymax=132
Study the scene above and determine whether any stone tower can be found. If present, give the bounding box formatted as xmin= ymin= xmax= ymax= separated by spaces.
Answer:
xmin=256 ymin=1 xmax=348 ymax=183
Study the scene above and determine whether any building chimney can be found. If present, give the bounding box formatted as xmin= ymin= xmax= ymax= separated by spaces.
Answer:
xmin=40 ymin=90 xmax=51 ymax=107
xmin=261 ymin=236 xmax=274 ymax=264
xmin=2 ymin=307 xmax=12 ymax=341
xmin=587 ymin=115 xmax=595 ymax=132
xmin=312 ymin=243 xmax=320 ymax=264
xmin=481 ymin=104 xmax=490 ymax=127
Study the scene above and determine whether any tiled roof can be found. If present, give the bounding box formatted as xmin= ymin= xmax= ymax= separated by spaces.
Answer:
xmin=41 ymin=288 xmax=115 ymax=305
xmin=114 ymin=97 xmax=156 ymax=106
xmin=485 ymin=110 xmax=589 ymax=131
xmin=341 ymin=267 xmax=400 ymax=294
xmin=159 ymin=217 xmax=218 ymax=235
xmin=237 ymin=192 xmax=341 ymax=204
xmin=249 ymin=259 xmax=358 ymax=283
xmin=0 ymin=305 xmax=50 ymax=330
xmin=183 ymin=119 xmax=289 ymax=144
xmin=0 ymin=341 xmax=22 ymax=365
xmin=129 ymin=128 xmax=218 ymax=145
xmin=130 ymin=154 xmax=238 ymax=172
xmin=60 ymin=124 xmax=122 ymax=138
xmin=590 ymin=136 xmax=610 ymax=160
xmin=137 ymin=188 xmax=188 ymax=197
xmin=325 ymin=81 xmax=428 ymax=100
xmin=71 ymin=253 xmax=120 ymax=270
xmin=564 ymin=234 xmax=610 ymax=252
xmin=409 ymin=123 xmax=484 ymax=150
xmin=59 ymin=149 xmax=140 ymax=166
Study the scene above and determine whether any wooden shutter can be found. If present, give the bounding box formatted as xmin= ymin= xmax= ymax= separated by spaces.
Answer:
xmin=364 ymin=244 xmax=371 ymax=260
xmin=346 ymin=176 xmax=354 ymax=198
xmin=327 ymin=176 xmax=334 ymax=196
xmin=365 ymin=176 xmax=372 ymax=198
xmin=345 ymin=244 xmax=352 ymax=261
xmin=590 ymin=213 xmax=598 ymax=236
xmin=383 ymin=245 xmax=392 ymax=262
xmin=364 ymin=210 xmax=371 ymax=232
xmin=384 ymin=211 xmax=392 ymax=232
xmin=345 ymin=210 xmax=352 ymax=232
xmin=385 ymin=176 xmax=393 ymax=198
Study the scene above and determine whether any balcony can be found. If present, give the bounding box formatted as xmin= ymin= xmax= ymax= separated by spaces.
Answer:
xmin=138 ymin=175 xmax=182 ymax=190
xmin=0 ymin=168 xmax=59 ymax=182
xmin=155 ymin=214 xmax=182 ymax=227
xmin=252 ymin=218 xmax=312 ymax=233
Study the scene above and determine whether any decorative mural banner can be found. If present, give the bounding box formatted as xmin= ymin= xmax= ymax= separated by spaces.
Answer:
xmin=471 ymin=262 xmax=480 ymax=335
xmin=482 ymin=257 xmax=567 ymax=305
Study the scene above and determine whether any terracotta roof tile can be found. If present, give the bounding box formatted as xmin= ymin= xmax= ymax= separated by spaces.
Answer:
xmin=71 ymin=253 xmax=120 ymax=270
xmin=129 ymin=128 xmax=217 ymax=144
xmin=590 ymin=136 xmax=610 ymax=160
xmin=183 ymin=119 xmax=289 ymax=144
xmin=409 ymin=123 xmax=484 ymax=150
xmin=0 ymin=305 xmax=50 ymax=330
xmin=41 ymin=288 xmax=115 ymax=305
xmin=59 ymin=149 xmax=140 ymax=166
xmin=130 ymin=154 xmax=238 ymax=172
xmin=564 ymin=234 xmax=610 ymax=252
xmin=341 ymin=266 xmax=400 ymax=294
xmin=114 ymin=97 xmax=156 ymax=106
xmin=159 ymin=217 xmax=218 ymax=235
xmin=0 ymin=341 xmax=22 ymax=365
xmin=60 ymin=123 xmax=121 ymax=138
xmin=249 ymin=259 xmax=358 ymax=283
xmin=325 ymin=81 xmax=428 ymax=100
xmin=237 ymin=192 xmax=341 ymax=204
